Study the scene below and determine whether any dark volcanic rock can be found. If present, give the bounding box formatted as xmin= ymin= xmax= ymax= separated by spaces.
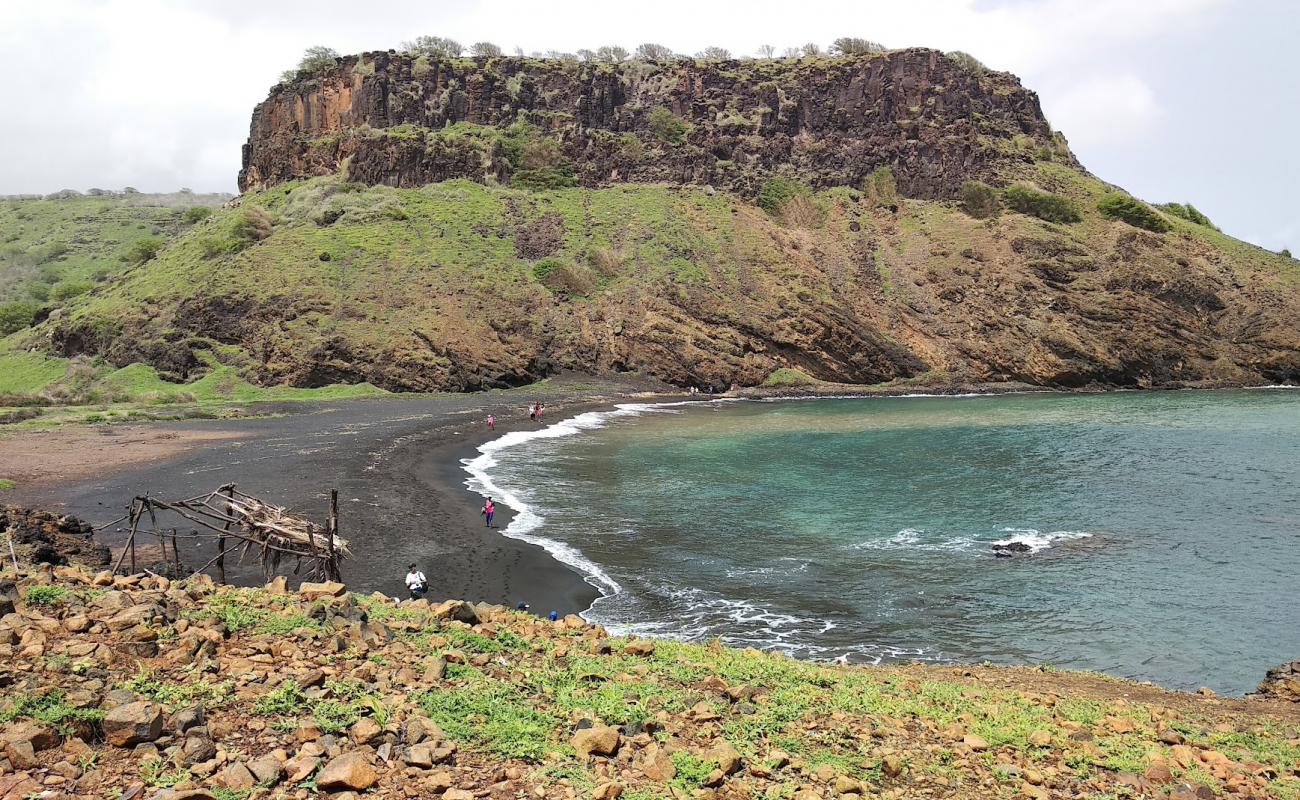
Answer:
xmin=240 ymin=49 xmax=1069 ymax=198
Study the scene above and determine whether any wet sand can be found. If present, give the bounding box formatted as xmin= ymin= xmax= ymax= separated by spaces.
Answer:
xmin=3 ymin=379 xmax=683 ymax=616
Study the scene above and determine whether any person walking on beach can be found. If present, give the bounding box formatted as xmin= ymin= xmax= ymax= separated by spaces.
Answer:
xmin=486 ymin=413 xmax=496 ymax=432
xmin=482 ymin=496 xmax=496 ymax=527
xmin=537 ymin=403 xmax=545 ymax=422
xmin=529 ymin=403 xmax=538 ymax=422
xmin=404 ymin=563 xmax=427 ymax=600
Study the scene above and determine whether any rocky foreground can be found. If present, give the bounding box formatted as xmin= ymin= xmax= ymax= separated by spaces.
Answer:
xmin=1 ymin=568 xmax=1298 ymax=800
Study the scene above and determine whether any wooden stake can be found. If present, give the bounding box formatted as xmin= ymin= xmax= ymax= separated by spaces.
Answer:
xmin=327 ymin=489 xmax=339 ymax=582
xmin=218 ymin=485 xmax=235 ymax=584
xmin=171 ymin=529 xmax=180 ymax=578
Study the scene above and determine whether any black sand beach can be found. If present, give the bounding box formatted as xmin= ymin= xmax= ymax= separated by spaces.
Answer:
xmin=5 ymin=377 xmax=684 ymax=616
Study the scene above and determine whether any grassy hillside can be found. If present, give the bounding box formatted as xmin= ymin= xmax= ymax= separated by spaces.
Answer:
xmin=0 ymin=192 xmax=228 ymax=308
xmin=7 ymin=162 xmax=1294 ymax=396
xmin=2 ymin=567 xmax=1298 ymax=799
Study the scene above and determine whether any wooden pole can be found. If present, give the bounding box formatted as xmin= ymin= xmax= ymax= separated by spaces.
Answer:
xmin=145 ymin=500 xmax=159 ymax=575
xmin=171 ymin=529 xmax=180 ymax=579
xmin=327 ymin=489 xmax=339 ymax=582
xmin=218 ymin=485 xmax=235 ymax=584
xmin=111 ymin=502 xmax=133 ymax=575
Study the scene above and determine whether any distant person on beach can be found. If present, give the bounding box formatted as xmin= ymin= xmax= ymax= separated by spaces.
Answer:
xmin=404 ymin=563 xmax=427 ymax=599
xmin=537 ymin=403 xmax=545 ymax=422
xmin=482 ymin=497 xmax=496 ymax=527
xmin=529 ymin=403 xmax=538 ymax=422
xmin=486 ymin=414 xmax=496 ymax=431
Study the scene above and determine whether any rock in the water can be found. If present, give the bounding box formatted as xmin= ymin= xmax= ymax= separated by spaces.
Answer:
xmin=992 ymin=542 xmax=1032 ymax=553
xmin=316 ymin=751 xmax=379 ymax=791
xmin=102 ymin=701 xmax=164 ymax=747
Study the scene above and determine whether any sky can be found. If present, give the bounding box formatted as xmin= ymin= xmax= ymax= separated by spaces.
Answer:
xmin=0 ymin=0 xmax=1295 ymax=250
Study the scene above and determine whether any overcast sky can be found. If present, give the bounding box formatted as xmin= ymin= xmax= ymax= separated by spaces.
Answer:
xmin=0 ymin=0 xmax=1295 ymax=250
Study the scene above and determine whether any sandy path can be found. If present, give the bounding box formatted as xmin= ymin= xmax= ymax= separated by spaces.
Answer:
xmin=0 ymin=425 xmax=247 ymax=485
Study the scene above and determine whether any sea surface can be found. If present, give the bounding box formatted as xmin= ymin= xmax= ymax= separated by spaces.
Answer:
xmin=464 ymin=389 xmax=1300 ymax=694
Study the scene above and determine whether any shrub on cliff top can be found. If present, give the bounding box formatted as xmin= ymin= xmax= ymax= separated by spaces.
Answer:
xmin=947 ymin=51 xmax=987 ymax=75
xmin=469 ymin=41 xmax=503 ymax=58
xmin=831 ymin=38 xmax=886 ymax=56
xmin=960 ymin=181 xmax=1001 ymax=219
xmin=402 ymin=36 xmax=463 ymax=59
xmin=279 ymin=46 xmax=339 ymax=83
xmin=648 ymin=106 xmax=689 ymax=144
xmin=635 ymin=43 xmax=673 ymax=61
xmin=1098 ymin=194 xmax=1172 ymax=233
xmin=1001 ymin=184 xmax=1081 ymax=224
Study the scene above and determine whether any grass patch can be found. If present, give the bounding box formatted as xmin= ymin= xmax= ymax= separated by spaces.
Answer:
xmin=761 ymin=367 xmax=820 ymax=387
xmin=24 ymin=585 xmax=68 ymax=605
xmin=0 ymin=690 xmax=105 ymax=734
xmin=120 ymin=670 xmax=235 ymax=710
xmin=416 ymin=675 xmax=562 ymax=762
xmin=1097 ymin=193 xmax=1173 ymax=233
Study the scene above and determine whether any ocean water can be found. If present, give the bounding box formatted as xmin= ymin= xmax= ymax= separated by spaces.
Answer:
xmin=464 ymin=389 xmax=1300 ymax=694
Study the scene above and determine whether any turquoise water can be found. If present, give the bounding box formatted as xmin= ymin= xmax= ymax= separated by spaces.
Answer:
xmin=473 ymin=390 xmax=1300 ymax=694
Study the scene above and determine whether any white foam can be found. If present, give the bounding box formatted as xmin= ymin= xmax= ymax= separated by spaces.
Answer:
xmin=852 ymin=528 xmax=978 ymax=553
xmin=462 ymin=400 xmax=732 ymax=599
xmin=589 ymin=583 xmax=925 ymax=664
xmin=853 ymin=527 xmax=1092 ymax=554
xmin=991 ymin=528 xmax=1093 ymax=553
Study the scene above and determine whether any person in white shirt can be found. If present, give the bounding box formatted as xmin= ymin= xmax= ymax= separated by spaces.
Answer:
xmin=404 ymin=563 xmax=427 ymax=599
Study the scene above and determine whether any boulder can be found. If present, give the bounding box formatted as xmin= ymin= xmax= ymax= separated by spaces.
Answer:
xmin=316 ymin=751 xmax=379 ymax=791
xmin=572 ymin=724 xmax=621 ymax=759
xmin=623 ymin=640 xmax=655 ymax=657
xmin=247 ymin=754 xmax=284 ymax=786
xmin=641 ymin=744 xmax=675 ymax=782
xmin=350 ymin=717 xmax=383 ymax=746
xmin=962 ymin=734 xmax=989 ymax=751
xmin=180 ymin=735 xmax=217 ymax=766
xmin=298 ymin=581 xmax=347 ymax=599
xmin=214 ymin=761 xmax=257 ymax=790
xmin=4 ymin=739 xmax=39 ymax=770
xmin=283 ymin=754 xmax=320 ymax=783
xmin=1255 ymin=659 xmax=1300 ymax=702
xmin=0 ymin=720 xmax=60 ymax=751
xmin=431 ymin=600 xmax=479 ymax=625
xmin=592 ymin=782 xmax=624 ymax=799
xmin=707 ymin=739 xmax=742 ymax=774
xmin=101 ymin=702 xmax=164 ymax=747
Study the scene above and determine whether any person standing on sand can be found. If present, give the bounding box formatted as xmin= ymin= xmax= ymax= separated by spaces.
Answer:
xmin=537 ymin=403 xmax=545 ymax=422
xmin=482 ymin=496 xmax=496 ymax=527
xmin=529 ymin=403 xmax=538 ymax=422
xmin=486 ymin=414 xmax=496 ymax=431
xmin=405 ymin=563 xmax=427 ymax=600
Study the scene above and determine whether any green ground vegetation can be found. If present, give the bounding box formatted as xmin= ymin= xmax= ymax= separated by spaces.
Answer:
xmin=0 ymin=192 xmax=227 ymax=305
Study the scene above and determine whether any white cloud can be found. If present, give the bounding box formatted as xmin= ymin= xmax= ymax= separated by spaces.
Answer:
xmin=0 ymin=0 xmax=1289 ymax=253
xmin=1041 ymin=74 xmax=1162 ymax=149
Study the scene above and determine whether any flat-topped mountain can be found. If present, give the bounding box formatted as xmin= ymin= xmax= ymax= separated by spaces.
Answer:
xmin=4 ymin=49 xmax=1297 ymax=394
xmin=240 ymin=48 xmax=1072 ymax=200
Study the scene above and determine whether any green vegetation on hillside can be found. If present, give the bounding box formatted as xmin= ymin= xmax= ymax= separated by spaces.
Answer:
xmin=1160 ymin=202 xmax=1218 ymax=230
xmin=1098 ymin=193 xmax=1173 ymax=233
xmin=0 ymin=192 xmax=227 ymax=305
xmin=6 ymin=571 xmax=1300 ymax=799
xmin=1001 ymin=184 xmax=1081 ymax=224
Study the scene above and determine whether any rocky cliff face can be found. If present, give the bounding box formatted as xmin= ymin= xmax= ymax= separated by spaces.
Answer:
xmin=25 ymin=51 xmax=1300 ymax=393
xmin=240 ymin=49 xmax=1072 ymax=200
